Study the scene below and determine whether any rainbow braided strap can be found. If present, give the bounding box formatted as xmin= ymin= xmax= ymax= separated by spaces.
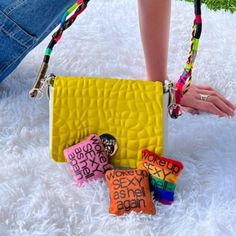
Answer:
xmin=170 ymin=0 xmax=202 ymax=119
xmin=29 ymin=0 xmax=90 ymax=98
xmin=45 ymin=0 xmax=89 ymax=58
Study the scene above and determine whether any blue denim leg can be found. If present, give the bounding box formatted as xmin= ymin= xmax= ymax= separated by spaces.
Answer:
xmin=0 ymin=0 xmax=77 ymax=82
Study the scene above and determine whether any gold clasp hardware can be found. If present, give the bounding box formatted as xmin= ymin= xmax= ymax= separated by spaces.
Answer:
xmin=29 ymin=70 xmax=55 ymax=99
xmin=163 ymin=80 xmax=181 ymax=118
xmin=29 ymin=62 xmax=48 ymax=98
xmin=164 ymin=80 xmax=175 ymax=106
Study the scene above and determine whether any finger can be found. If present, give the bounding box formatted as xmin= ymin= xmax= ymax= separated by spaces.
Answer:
xmin=207 ymin=96 xmax=235 ymax=117
xmin=196 ymin=85 xmax=236 ymax=110
xmin=195 ymin=84 xmax=215 ymax=91
xmin=197 ymin=88 xmax=236 ymax=111
xmin=182 ymin=106 xmax=199 ymax=115
xmin=194 ymin=100 xmax=227 ymax=117
xmin=199 ymin=91 xmax=236 ymax=112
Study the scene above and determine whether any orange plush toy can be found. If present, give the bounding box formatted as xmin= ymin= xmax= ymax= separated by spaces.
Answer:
xmin=105 ymin=169 xmax=156 ymax=216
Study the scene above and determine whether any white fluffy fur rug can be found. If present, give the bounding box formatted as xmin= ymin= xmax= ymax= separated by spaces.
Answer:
xmin=0 ymin=0 xmax=236 ymax=235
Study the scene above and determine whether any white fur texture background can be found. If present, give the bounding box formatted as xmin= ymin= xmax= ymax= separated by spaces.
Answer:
xmin=0 ymin=0 xmax=236 ymax=235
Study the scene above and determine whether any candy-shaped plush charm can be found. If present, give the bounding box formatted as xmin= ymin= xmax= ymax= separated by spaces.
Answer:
xmin=105 ymin=168 xmax=156 ymax=216
xmin=142 ymin=149 xmax=184 ymax=205
xmin=64 ymin=134 xmax=113 ymax=186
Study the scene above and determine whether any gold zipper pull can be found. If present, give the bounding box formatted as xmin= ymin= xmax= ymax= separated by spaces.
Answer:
xmin=29 ymin=62 xmax=48 ymax=98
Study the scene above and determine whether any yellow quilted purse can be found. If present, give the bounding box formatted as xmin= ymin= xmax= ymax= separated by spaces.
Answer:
xmin=47 ymin=75 xmax=170 ymax=168
xmin=29 ymin=0 xmax=202 ymax=168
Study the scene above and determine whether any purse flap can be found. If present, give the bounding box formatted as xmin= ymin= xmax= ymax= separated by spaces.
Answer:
xmin=50 ymin=76 xmax=165 ymax=168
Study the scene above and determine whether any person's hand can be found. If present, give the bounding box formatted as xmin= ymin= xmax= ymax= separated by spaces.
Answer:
xmin=180 ymin=84 xmax=236 ymax=117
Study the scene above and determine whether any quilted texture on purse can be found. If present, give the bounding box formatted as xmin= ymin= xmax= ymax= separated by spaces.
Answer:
xmin=50 ymin=76 xmax=165 ymax=168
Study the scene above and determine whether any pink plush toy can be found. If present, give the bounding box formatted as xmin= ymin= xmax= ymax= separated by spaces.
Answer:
xmin=64 ymin=134 xmax=113 ymax=186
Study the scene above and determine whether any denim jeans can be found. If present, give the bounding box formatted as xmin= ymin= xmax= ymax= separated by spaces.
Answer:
xmin=0 ymin=0 xmax=76 ymax=82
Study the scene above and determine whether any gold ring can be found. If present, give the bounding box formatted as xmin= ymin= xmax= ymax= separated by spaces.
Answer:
xmin=199 ymin=94 xmax=210 ymax=102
